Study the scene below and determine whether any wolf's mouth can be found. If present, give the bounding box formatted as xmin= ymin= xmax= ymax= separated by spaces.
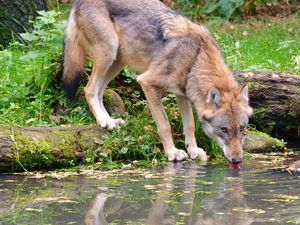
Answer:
xmin=229 ymin=162 xmax=241 ymax=169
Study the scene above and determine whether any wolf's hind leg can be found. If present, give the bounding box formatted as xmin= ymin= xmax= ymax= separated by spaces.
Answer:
xmin=84 ymin=44 xmax=123 ymax=129
xmin=85 ymin=61 xmax=124 ymax=129
xmin=98 ymin=62 xmax=125 ymax=128
xmin=176 ymin=95 xmax=207 ymax=161
xmin=137 ymin=73 xmax=188 ymax=161
xmin=85 ymin=193 xmax=108 ymax=225
xmin=82 ymin=16 xmax=125 ymax=129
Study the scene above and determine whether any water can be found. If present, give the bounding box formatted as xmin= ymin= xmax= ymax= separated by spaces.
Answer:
xmin=0 ymin=154 xmax=299 ymax=225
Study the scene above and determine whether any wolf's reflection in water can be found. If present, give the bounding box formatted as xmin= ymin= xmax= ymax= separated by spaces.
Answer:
xmin=85 ymin=163 xmax=253 ymax=225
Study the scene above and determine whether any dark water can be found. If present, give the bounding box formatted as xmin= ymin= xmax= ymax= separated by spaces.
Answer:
xmin=0 ymin=155 xmax=300 ymax=225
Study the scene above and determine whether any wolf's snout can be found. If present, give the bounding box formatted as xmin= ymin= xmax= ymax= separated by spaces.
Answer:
xmin=229 ymin=157 xmax=242 ymax=169
xmin=231 ymin=157 xmax=242 ymax=164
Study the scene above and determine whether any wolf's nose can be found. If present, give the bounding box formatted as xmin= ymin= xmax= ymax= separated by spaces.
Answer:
xmin=232 ymin=157 xmax=242 ymax=164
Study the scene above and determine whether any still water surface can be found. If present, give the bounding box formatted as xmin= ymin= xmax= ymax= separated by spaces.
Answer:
xmin=0 ymin=155 xmax=299 ymax=225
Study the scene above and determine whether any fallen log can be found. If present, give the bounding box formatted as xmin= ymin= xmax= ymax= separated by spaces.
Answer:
xmin=232 ymin=70 xmax=300 ymax=139
xmin=0 ymin=126 xmax=105 ymax=172
xmin=0 ymin=125 xmax=284 ymax=172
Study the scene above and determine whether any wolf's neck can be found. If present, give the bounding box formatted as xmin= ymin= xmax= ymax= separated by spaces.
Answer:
xmin=185 ymin=55 xmax=238 ymax=115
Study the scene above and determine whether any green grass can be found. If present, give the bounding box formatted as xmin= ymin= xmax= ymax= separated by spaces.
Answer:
xmin=211 ymin=14 xmax=300 ymax=74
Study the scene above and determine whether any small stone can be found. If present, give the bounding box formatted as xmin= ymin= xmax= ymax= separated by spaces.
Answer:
xmin=243 ymin=131 xmax=285 ymax=153
xmin=49 ymin=115 xmax=60 ymax=124
xmin=103 ymin=89 xmax=126 ymax=115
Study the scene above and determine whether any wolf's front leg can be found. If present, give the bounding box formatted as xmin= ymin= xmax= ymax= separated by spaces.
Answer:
xmin=138 ymin=75 xmax=188 ymax=161
xmin=176 ymin=95 xmax=208 ymax=161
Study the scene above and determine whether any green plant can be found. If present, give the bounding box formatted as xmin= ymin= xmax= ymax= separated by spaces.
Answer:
xmin=0 ymin=10 xmax=97 ymax=126
xmin=201 ymin=0 xmax=245 ymax=19
xmin=0 ymin=10 xmax=66 ymax=125
xmin=173 ymin=0 xmax=202 ymax=20
xmin=169 ymin=0 xmax=247 ymax=20
xmin=122 ymin=66 xmax=136 ymax=84
xmin=99 ymin=111 xmax=163 ymax=163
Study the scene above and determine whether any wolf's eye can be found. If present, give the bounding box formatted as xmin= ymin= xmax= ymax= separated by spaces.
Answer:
xmin=221 ymin=127 xmax=228 ymax=133
xmin=240 ymin=126 xmax=245 ymax=132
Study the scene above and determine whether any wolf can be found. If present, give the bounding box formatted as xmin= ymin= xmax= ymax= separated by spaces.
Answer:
xmin=62 ymin=0 xmax=253 ymax=167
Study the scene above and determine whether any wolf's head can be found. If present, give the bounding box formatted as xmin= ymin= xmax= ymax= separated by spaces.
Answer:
xmin=200 ymin=85 xmax=252 ymax=168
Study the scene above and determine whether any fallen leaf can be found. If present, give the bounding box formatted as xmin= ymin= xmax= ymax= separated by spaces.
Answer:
xmin=25 ymin=208 xmax=43 ymax=212
xmin=49 ymin=115 xmax=60 ymax=123
xmin=232 ymin=207 xmax=265 ymax=214
xmin=229 ymin=24 xmax=235 ymax=30
xmin=178 ymin=212 xmax=191 ymax=216
xmin=288 ymin=28 xmax=294 ymax=33
xmin=144 ymin=184 xmax=156 ymax=190
xmin=293 ymin=55 xmax=300 ymax=67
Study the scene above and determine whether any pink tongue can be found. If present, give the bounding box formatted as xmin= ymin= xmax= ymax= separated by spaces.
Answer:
xmin=229 ymin=163 xmax=241 ymax=169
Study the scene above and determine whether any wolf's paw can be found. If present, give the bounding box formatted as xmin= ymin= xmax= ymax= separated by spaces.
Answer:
xmin=167 ymin=149 xmax=188 ymax=161
xmin=188 ymin=147 xmax=208 ymax=161
xmin=98 ymin=118 xmax=125 ymax=130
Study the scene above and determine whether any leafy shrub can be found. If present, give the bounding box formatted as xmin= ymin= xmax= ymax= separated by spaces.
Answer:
xmin=0 ymin=10 xmax=68 ymax=125
xmin=165 ymin=0 xmax=298 ymax=21
xmin=167 ymin=0 xmax=247 ymax=20
xmin=201 ymin=0 xmax=245 ymax=18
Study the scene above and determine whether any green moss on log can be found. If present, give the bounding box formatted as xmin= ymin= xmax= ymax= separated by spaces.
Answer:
xmin=244 ymin=130 xmax=285 ymax=153
xmin=12 ymin=130 xmax=78 ymax=171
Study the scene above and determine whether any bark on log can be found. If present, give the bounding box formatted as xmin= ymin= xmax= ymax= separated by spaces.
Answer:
xmin=0 ymin=0 xmax=48 ymax=47
xmin=0 ymin=125 xmax=284 ymax=172
xmin=232 ymin=70 xmax=300 ymax=139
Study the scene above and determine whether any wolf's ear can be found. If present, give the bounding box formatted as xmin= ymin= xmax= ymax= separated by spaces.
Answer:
xmin=240 ymin=84 xmax=253 ymax=116
xmin=207 ymin=87 xmax=221 ymax=108
xmin=239 ymin=84 xmax=249 ymax=102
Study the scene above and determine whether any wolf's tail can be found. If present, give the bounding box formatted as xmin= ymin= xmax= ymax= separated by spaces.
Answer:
xmin=62 ymin=9 xmax=85 ymax=99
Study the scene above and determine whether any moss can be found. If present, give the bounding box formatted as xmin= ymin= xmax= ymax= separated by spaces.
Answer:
xmin=250 ymin=107 xmax=275 ymax=134
xmin=251 ymin=130 xmax=285 ymax=147
xmin=11 ymin=130 xmax=78 ymax=171
xmin=50 ymin=130 xmax=79 ymax=156
xmin=103 ymin=89 xmax=114 ymax=106
xmin=244 ymin=130 xmax=285 ymax=153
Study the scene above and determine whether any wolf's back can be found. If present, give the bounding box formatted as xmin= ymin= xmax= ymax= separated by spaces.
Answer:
xmin=62 ymin=8 xmax=85 ymax=99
